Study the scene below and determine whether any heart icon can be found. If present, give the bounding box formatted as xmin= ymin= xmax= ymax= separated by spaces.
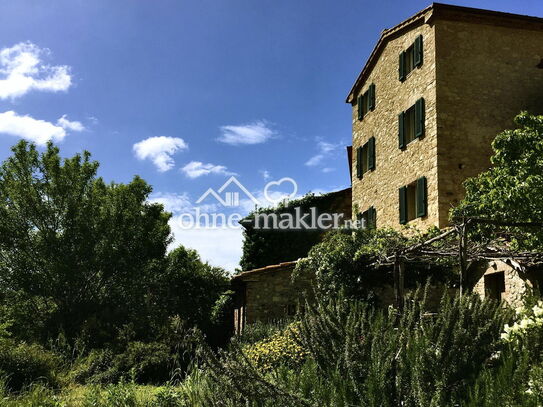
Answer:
xmin=263 ymin=177 xmax=298 ymax=204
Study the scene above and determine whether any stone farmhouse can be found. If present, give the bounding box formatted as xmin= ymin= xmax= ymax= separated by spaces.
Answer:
xmin=233 ymin=3 xmax=543 ymax=332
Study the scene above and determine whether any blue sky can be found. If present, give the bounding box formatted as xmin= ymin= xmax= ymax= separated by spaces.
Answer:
xmin=0 ymin=0 xmax=541 ymax=271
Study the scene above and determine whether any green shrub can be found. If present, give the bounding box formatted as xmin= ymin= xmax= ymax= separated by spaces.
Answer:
xmin=112 ymin=341 xmax=171 ymax=384
xmin=245 ymin=323 xmax=308 ymax=371
xmin=70 ymin=348 xmax=116 ymax=384
xmin=71 ymin=342 xmax=171 ymax=385
xmin=0 ymin=339 xmax=61 ymax=393
xmin=199 ymin=292 xmax=512 ymax=406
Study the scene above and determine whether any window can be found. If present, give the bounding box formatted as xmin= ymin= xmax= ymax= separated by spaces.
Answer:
xmin=357 ymin=206 xmax=376 ymax=229
xmin=484 ymin=272 xmax=505 ymax=301
xmin=357 ymin=83 xmax=376 ymax=120
xmin=399 ymin=35 xmax=423 ymax=81
xmin=399 ymin=176 xmax=427 ymax=224
xmin=356 ymin=137 xmax=376 ymax=179
xmin=399 ymin=98 xmax=425 ymax=149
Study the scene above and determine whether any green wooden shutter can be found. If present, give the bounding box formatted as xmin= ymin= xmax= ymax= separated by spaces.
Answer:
xmin=369 ymin=84 xmax=376 ymax=110
xmin=369 ymin=206 xmax=376 ymax=229
xmin=356 ymin=146 xmax=363 ymax=179
xmin=415 ymin=98 xmax=425 ymax=138
xmin=398 ymin=112 xmax=405 ymax=149
xmin=416 ymin=176 xmax=427 ymax=218
xmin=399 ymin=51 xmax=406 ymax=81
xmin=414 ymin=35 xmax=423 ymax=67
xmin=368 ymin=137 xmax=375 ymax=171
xmin=357 ymin=95 xmax=363 ymax=120
xmin=399 ymin=186 xmax=407 ymax=225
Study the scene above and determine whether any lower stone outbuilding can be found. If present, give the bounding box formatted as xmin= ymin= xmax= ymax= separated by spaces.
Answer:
xmin=472 ymin=259 xmax=543 ymax=308
xmin=231 ymin=261 xmax=314 ymax=334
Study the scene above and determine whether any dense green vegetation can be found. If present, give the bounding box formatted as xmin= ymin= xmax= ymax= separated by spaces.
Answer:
xmin=239 ymin=191 xmax=347 ymax=271
xmin=0 ymin=141 xmax=230 ymax=398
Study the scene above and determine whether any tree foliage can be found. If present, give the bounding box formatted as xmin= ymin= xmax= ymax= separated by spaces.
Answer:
xmin=0 ymin=141 xmax=228 ymax=347
xmin=452 ymin=112 xmax=543 ymax=248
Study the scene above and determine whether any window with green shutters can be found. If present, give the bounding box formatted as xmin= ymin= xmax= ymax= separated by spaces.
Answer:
xmin=356 ymin=137 xmax=376 ymax=178
xmin=398 ymin=98 xmax=425 ymax=149
xmin=399 ymin=35 xmax=423 ymax=81
xmin=416 ymin=176 xmax=427 ymax=218
xmin=356 ymin=84 xmax=376 ymax=121
xmin=358 ymin=206 xmax=376 ymax=229
xmin=356 ymin=146 xmax=363 ymax=179
xmin=399 ymin=176 xmax=427 ymax=224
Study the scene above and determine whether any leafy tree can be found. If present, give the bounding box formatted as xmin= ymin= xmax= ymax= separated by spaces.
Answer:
xmin=156 ymin=246 xmax=229 ymax=336
xmin=0 ymin=141 xmax=172 ymax=344
xmin=452 ymin=112 xmax=543 ymax=248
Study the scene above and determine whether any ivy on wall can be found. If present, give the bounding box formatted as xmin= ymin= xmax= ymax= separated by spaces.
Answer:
xmin=239 ymin=190 xmax=350 ymax=272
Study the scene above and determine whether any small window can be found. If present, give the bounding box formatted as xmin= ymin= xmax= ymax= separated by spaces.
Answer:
xmin=404 ymin=105 xmax=416 ymax=145
xmin=357 ymin=84 xmax=375 ymax=121
xmin=399 ymin=177 xmax=427 ymax=224
xmin=356 ymin=137 xmax=376 ymax=179
xmin=406 ymin=183 xmax=417 ymax=222
xmin=399 ymin=35 xmax=423 ymax=81
xmin=484 ymin=272 xmax=505 ymax=301
xmin=357 ymin=206 xmax=376 ymax=229
xmin=399 ymin=98 xmax=425 ymax=149
xmin=361 ymin=143 xmax=369 ymax=174
xmin=404 ymin=44 xmax=415 ymax=76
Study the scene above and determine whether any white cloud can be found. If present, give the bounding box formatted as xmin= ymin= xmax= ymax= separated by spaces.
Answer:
xmin=218 ymin=120 xmax=275 ymax=145
xmin=149 ymin=192 xmax=192 ymax=213
xmin=169 ymin=216 xmax=243 ymax=272
xmin=181 ymin=161 xmax=235 ymax=179
xmin=133 ymin=136 xmax=188 ymax=172
xmin=322 ymin=167 xmax=335 ymax=173
xmin=260 ymin=169 xmax=271 ymax=181
xmin=0 ymin=110 xmax=83 ymax=146
xmin=305 ymin=154 xmax=324 ymax=167
xmin=57 ymin=115 xmax=85 ymax=132
xmin=305 ymin=140 xmax=342 ymax=167
xmin=0 ymin=42 xmax=71 ymax=100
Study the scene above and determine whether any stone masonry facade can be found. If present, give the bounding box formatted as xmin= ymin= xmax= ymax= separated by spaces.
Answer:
xmin=348 ymin=4 xmax=543 ymax=230
xmin=232 ymin=261 xmax=313 ymax=333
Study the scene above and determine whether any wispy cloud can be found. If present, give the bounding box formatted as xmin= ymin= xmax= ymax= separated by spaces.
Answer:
xmin=57 ymin=115 xmax=85 ymax=132
xmin=133 ymin=136 xmax=188 ymax=172
xmin=218 ymin=120 xmax=275 ymax=145
xmin=181 ymin=161 xmax=235 ymax=179
xmin=0 ymin=110 xmax=84 ymax=146
xmin=148 ymin=192 xmax=192 ymax=213
xmin=0 ymin=42 xmax=71 ymax=100
xmin=260 ymin=169 xmax=271 ymax=181
xmin=305 ymin=140 xmax=342 ymax=167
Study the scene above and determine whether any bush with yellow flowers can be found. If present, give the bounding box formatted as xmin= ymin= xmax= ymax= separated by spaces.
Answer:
xmin=244 ymin=322 xmax=308 ymax=371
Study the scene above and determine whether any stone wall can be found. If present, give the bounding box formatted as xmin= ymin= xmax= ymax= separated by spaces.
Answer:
xmin=350 ymin=9 xmax=440 ymax=230
xmin=472 ymin=260 xmax=543 ymax=308
xmin=435 ymin=13 xmax=543 ymax=225
xmin=232 ymin=262 xmax=314 ymax=332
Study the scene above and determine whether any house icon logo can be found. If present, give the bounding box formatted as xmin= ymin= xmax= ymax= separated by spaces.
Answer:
xmin=196 ymin=176 xmax=260 ymax=208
